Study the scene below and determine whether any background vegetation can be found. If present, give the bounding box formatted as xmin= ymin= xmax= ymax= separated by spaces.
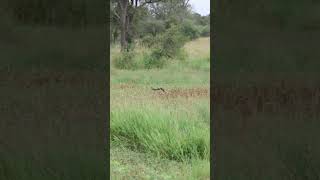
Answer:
xmin=111 ymin=0 xmax=210 ymax=69
xmin=110 ymin=0 xmax=210 ymax=179
xmin=111 ymin=37 xmax=210 ymax=180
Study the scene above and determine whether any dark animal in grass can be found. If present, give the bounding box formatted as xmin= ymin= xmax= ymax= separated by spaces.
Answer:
xmin=152 ymin=87 xmax=166 ymax=93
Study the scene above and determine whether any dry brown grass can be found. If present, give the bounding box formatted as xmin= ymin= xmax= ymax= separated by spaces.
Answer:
xmin=153 ymin=87 xmax=209 ymax=99
xmin=184 ymin=37 xmax=210 ymax=59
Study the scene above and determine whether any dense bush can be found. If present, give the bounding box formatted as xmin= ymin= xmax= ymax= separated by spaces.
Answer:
xmin=140 ymin=25 xmax=189 ymax=69
xmin=114 ymin=51 xmax=137 ymax=70
xmin=143 ymin=49 xmax=167 ymax=69
xmin=157 ymin=25 xmax=187 ymax=58
xmin=180 ymin=20 xmax=200 ymax=40
xmin=138 ymin=18 xmax=166 ymax=37
xmin=140 ymin=35 xmax=157 ymax=48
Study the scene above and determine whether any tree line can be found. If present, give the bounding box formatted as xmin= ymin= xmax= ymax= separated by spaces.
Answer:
xmin=110 ymin=0 xmax=210 ymax=51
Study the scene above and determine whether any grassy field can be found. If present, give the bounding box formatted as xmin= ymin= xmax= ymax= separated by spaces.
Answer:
xmin=110 ymin=37 xmax=210 ymax=179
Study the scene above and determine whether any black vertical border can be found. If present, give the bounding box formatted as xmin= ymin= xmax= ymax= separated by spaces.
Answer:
xmin=210 ymin=0 xmax=217 ymax=179
xmin=106 ymin=0 xmax=111 ymax=178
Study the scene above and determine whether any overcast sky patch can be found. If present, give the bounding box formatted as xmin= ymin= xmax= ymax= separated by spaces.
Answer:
xmin=189 ymin=0 xmax=210 ymax=16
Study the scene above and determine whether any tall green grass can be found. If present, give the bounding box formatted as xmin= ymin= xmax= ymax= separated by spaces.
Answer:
xmin=111 ymin=106 xmax=209 ymax=162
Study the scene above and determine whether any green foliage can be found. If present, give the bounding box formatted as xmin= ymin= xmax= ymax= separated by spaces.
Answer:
xmin=180 ymin=20 xmax=200 ymax=40
xmin=157 ymin=25 xmax=188 ymax=58
xmin=143 ymin=49 xmax=167 ymax=69
xmin=114 ymin=51 xmax=138 ymax=70
xmin=110 ymin=0 xmax=210 ymax=69
xmin=139 ymin=25 xmax=189 ymax=69
xmin=110 ymin=36 xmax=210 ymax=178
xmin=191 ymin=13 xmax=210 ymax=26
xmin=111 ymin=107 xmax=209 ymax=161
xmin=140 ymin=35 xmax=157 ymax=48
xmin=137 ymin=18 xmax=166 ymax=37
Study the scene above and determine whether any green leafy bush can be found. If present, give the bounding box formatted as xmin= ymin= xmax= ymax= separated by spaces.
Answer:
xmin=140 ymin=25 xmax=189 ymax=69
xmin=157 ymin=25 xmax=187 ymax=58
xmin=114 ymin=51 xmax=138 ymax=70
xmin=143 ymin=49 xmax=167 ymax=69
xmin=180 ymin=20 xmax=200 ymax=40
xmin=138 ymin=18 xmax=166 ymax=37
xmin=140 ymin=35 xmax=157 ymax=48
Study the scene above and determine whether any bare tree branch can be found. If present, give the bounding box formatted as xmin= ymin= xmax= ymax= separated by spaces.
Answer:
xmin=113 ymin=10 xmax=120 ymax=19
xmin=184 ymin=0 xmax=190 ymax=7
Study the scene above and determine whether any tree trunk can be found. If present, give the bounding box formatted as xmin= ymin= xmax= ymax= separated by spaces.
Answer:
xmin=125 ymin=8 xmax=132 ymax=48
xmin=119 ymin=0 xmax=128 ymax=52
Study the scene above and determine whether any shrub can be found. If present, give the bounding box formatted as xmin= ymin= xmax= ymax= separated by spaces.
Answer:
xmin=138 ymin=18 xmax=166 ymax=37
xmin=140 ymin=35 xmax=157 ymax=48
xmin=143 ymin=48 xmax=167 ymax=69
xmin=157 ymin=25 xmax=188 ymax=58
xmin=140 ymin=25 xmax=189 ymax=69
xmin=180 ymin=20 xmax=200 ymax=40
xmin=139 ymin=24 xmax=190 ymax=69
xmin=114 ymin=51 xmax=138 ymax=70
